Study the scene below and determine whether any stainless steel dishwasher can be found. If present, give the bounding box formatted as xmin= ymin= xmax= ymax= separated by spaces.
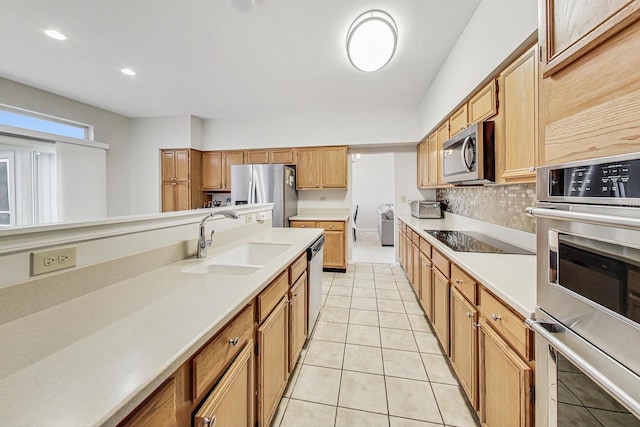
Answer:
xmin=307 ymin=235 xmax=324 ymax=336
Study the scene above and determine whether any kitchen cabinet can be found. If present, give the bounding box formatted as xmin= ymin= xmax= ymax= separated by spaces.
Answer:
xmin=468 ymin=79 xmax=498 ymax=123
xmin=449 ymin=104 xmax=469 ymax=137
xmin=270 ymin=148 xmax=297 ymax=164
xmin=257 ymin=297 xmax=289 ymax=427
xmin=119 ymin=378 xmax=176 ymax=427
xmin=450 ymin=287 xmax=478 ymax=410
xmin=222 ymin=151 xmax=244 ymax=191
xmin=416 ymin=138 xmax=429 ymax=188
xmin=540 ymin=0 xmax=640 ymax=77
xmin=193 ymin=341 xmax=254 ymax=427
xmin=161 ymin=149 xmax=205 ymax=212
xmin=432 ymin=267 xmax=450 ymax=356
xmin=411 ymin=235 xmax=420 ymax=297
xmin=246 ymin=149 xmax=269 ymax=164
xmin=288 ymin=273 xmax=307 ymax=370
xmin=296 ymin=146 xmax=348 ymax=190
xmin=478 ymin=317 xmax=533 ymax=427
xmin=497 ymin=44 xmax=538 ymax=184
xmin=436 ymin=121 xmax=450 ymax=186
xmin=419 ymin=248 xmax=433 ymax=321
xmin=202 ymin=151 xmax=223 ymax=190
xmin=427 ymin=132 xmax=439 ymax=187
xmin=290 ymin=220 xmax=347 ymax=271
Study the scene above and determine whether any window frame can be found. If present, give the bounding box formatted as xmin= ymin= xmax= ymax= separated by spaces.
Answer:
xmin=0 ymin=104 xmax=94 ymax=141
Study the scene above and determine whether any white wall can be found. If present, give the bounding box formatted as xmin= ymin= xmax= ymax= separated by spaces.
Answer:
xmin=56 ymin=142 xmax=107 ymax=222
xmin=202 ymin=107 xmax=422 ymax=150
xmin=129 ymin=116 xmax=193 ymax=214
xmin=352 ymin=153 xmax=394 ymax=230
xmin=0 ymin=77 xmax=132 ymax=217
xmin=417 ymin=0 xmax=538 ymax=136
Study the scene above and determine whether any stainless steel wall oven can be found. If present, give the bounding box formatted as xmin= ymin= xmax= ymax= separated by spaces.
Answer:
xmin=526 ymin=153 xmax=640 ymax=426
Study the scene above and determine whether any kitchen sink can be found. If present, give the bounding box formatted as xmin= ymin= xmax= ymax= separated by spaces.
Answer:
xmin=182 ymin=242 xmax=292 ymax=275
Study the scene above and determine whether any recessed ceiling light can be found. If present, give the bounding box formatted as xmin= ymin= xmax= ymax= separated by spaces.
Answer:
xmin=44 ymin=29 xmax=67 ymax=41
xmin=121 ymin=68 xmax=137 ymax=76
xmin=228 ymin=0 xmax=255 ymax=13
xmin=346 ymin=10 xmax=398 ymax=72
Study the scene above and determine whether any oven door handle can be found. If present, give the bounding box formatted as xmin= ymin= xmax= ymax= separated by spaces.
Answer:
xmin=525 ymin=207 xmax=640 ymax=230
xmin=526 ymin=318 xmax=640 ymax=419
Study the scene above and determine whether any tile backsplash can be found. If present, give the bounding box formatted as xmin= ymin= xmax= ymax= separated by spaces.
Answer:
xmin=436 ymin=184 xmax=536 ymax=233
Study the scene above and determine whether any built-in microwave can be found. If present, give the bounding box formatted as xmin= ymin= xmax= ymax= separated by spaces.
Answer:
xmin=442 ymin=121 xmax=494 ymax=184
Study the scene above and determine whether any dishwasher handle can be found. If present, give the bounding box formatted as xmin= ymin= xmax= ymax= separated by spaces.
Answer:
xmin=307 ymin=235 xmax=325 ymax=260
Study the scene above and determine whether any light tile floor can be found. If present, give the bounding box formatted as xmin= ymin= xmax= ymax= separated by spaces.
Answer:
xmin=270 ymin=262 xmax=480 ymax=427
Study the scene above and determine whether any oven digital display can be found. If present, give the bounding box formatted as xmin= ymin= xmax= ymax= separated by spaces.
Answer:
xmin=549 ymin=159 xmax=640 ymax=198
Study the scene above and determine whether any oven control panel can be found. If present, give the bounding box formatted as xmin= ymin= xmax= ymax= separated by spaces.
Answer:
xmin=549 ymin=158 xmax=640 ymax=198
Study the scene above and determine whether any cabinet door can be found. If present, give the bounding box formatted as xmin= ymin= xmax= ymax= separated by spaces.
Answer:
xmin=296 ymin=148 xmax=321 ymax=189
xmin=427 ymin=133 xmax=439 ymax=186
xmin=469 ymin=79 xmax=498 ymax=123
xmin=436 ymin=122 xmax=450 ymax=185
xmin=449 ymin=105 xmax=469 ymax=137
xmin=162 ymin=182 xmax=177 ymax=213
xmin=323 ymin=230 xmax=345 ymax=269
xmin=222 ymin=151 xmax=245 ymax=190
xmin=419 ymin=252 xmax=433 ymax=321
xmin=246 ymin=150 xmax=269 ymax=164
xmin=450 ymin=287 xmax=478 ymax=410
xmin=289 ymin=274 xmax=307 ymax=370
xmin=479 ymin=318 xmax=533 ymax=427
xmin=257 ymin=298 xmax=289 ymax=427
xmin=540 ymin=0 xmax=640 ymax=76
xmin=417 ymin=140 xmax=429 ymax=188
xmin=202 ymin=152 xmax=223 ymax=190
xmin=412 ymin=243 xmax=420 ymax=298
xmin=175 ymin=181 xmax=191 ymax=211
xmin=322 ymin=146 xmax=348 ymax=188
xmin=499 ymin=45 xmax=538 ymax=183
xmin=120 ymin=378 xmax=176 ymax=427
xmin=406 ymin=237 xmax=414 ymax=285
xmin=174 ymin=150 xmax=190 ymax=181
xmin=399 ymin=230 xmax=406 ymax=270
xmin=193 ymin=342 xmax=254 ymax=427
xmin=270 ymin=148 xmax=296 ymax=164
xmin=432 ymin=268 xmax=450 ymax=355
xmin=161 ymin=150 xmax=176 ymax=181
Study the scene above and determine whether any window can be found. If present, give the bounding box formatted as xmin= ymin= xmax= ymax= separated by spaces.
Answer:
xmin=0 ymin=159 xmax=10 ymax=225
xmin=0 ymin=107 xmax=91 ymax=140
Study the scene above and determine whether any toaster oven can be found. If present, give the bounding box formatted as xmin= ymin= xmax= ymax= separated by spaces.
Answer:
xmin=409 ymin=200 xmax=443 ymax=219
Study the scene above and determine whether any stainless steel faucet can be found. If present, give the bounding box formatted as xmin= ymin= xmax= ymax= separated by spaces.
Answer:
xmin=197 ymin=210 xmax=241 ymax=258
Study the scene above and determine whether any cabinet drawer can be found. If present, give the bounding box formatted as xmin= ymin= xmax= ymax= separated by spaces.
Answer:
xmin=419 ymin=237 xmax=431 ymax=258
xmin=258 ymin=270 xmax=289 ymax=323
xmin=411 ymin=230 xmax=419 ymax=243
xmin=432 ymin=248 xmax=451 ymax=278
xmin=479 ymin=287 xmax=531 ymax=360
xmin=289 ymin=253 xmax=307 ymax=284
xmin=120 ymin=378 xmax=176 ymax=427
xmin=451 ymin=264 xmax=476 ymax=304
xmin=192 ymin=303 xmax=254 ymax=401
xmin=317 ymin=221 xmax=344 ymax=231
xmin=290 ymin=221 xmax=316 ymax=229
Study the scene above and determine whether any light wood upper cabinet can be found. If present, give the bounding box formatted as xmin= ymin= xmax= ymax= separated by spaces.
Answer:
xmin=450 ymin=287 xmax=478 ymax=410
xmin=193 ymin=342 xmax=254 ymax=427
xmin=449 ymin=104 xmax=469 ymax=137
xmin=416 ymin=140 xmax=429 ymax=188
xmin=270 ymin=148 xmax=297 ymax=164
xmin=161 ymin=149 xmax=205 ymax=212
xmin=479 ymin=318 xmax=533 ymax=427
xmin=540 ymin=0 xmax=640 ymax=77
xmin=297 ymin=146 xmax=348 ymax=190
xmin=202 ymin=151 xmax=223 ymax=190
xmin=246 ymin=150 xmax=269 ymax=164
xmin=436 ymin=122 xmax=450 ymax=186
xmin=257 ymin=297 xmax=289 ymax=427
xmin=427 ymin=133 xmax=439 ymax=187
xmin=222 ymin=151 xmax=244 ymax=191
xmin=497 ymin=44 xmax=538 ymax=183
xmin=288 ymin=274 xmax=307 ymax=370
xmin=469 ymin=79 xmax=498 ymax=123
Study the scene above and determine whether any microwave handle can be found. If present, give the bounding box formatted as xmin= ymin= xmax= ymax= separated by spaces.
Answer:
xmin=461 ymin=136 xmax=473 ymax=171
xmin=525 ymin=207 xmax=640 ymax=230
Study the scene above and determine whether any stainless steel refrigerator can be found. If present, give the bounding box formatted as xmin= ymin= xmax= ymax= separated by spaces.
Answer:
xmin=230 ymin=164 xmax=297 ymax=227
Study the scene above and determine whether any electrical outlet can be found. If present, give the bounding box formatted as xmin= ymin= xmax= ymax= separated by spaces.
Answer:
xmin=400 ymin=195 xmax=407 ymax=203
xmin=31 ymin=247 xmax=77 ymax=276
xmin=470 ymin=199 xmax=476 ymax=206
xmin=245 ymin=213 xmax=254 ymax=223
xmin=320 ymin=196 xmax=326 ymax=201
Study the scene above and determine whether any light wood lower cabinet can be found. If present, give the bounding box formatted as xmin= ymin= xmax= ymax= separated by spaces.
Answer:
xmin=288 ymin=273 xmax=307 ymax=370
xmin=290 ymin=220 xmax=347 ymax=270
xmin=119 ymin=378 xmax=176 ymax=427
xmin=479 ymin=318 xmax=533 ymax=427
xmin=419 ymin=251 xmax=433 ymax=321
xmin=193 ymin=341 xmax=255 ymax=427
xmin=432 ymin=267 xmax=450 ymax=356
xmin=450 ymin=287 xmax=478 ymax=410
xmin=257 ymin=297 xmax=289 ymax=427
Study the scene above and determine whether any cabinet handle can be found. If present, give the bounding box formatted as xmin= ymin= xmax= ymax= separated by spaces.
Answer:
xmin=293 ymin=292 xmax=298 ymax=297
xmin=229 ymin=337 xmax=239 ymax=347
xmin=491 ymin=314 xmax=502 ymax=321
xmin=172 ymin=182 xmax=176 ymax=186
xmin=301 ymin=225 xmax=305 ymax=228
xmin=472 ymin=322 xmax=481 ymax=329
xmin=529 ymin=166 xmax=535 ymax=172
xmin=203 ymin=416 xmax=217 ymax=426
xmin=455 ymin=279 xmax=462 ymax=284
xmin=466 ymin=312 xmax=473 ymax=318
xmin=329 ymin=225 xmax=333 ymax=229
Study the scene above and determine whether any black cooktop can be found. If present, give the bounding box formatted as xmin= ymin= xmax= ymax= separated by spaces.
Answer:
xmin=424 ymin=230 xmax=534 ymax=255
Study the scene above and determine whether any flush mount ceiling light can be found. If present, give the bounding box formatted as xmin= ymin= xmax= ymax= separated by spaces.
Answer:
xmin=120 ymin=68 xmax=137 ymax=76
xmin=229 ymin=0 xmax=255 ymax=14
xmin=44 ymin=29 xmax=67 ymax=41
xmin=346 ymin=10 xmax=397 ymax=72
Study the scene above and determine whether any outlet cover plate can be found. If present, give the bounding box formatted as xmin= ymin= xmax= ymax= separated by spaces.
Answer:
xmin=31 ymin=247 xmax=77 ymax=276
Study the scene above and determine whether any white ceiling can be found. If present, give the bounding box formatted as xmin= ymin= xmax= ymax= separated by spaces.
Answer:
xmin=0 ymin=0 xmax=481 ymax=119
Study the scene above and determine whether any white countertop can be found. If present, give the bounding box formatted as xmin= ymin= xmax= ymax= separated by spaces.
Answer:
xmin=398 ymin=214 xmax=536 ymax=318
xmin=0 ymin=227 xmax=322 ymax=427
xmin=289 ymin=214 xmax=351 ymax=222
